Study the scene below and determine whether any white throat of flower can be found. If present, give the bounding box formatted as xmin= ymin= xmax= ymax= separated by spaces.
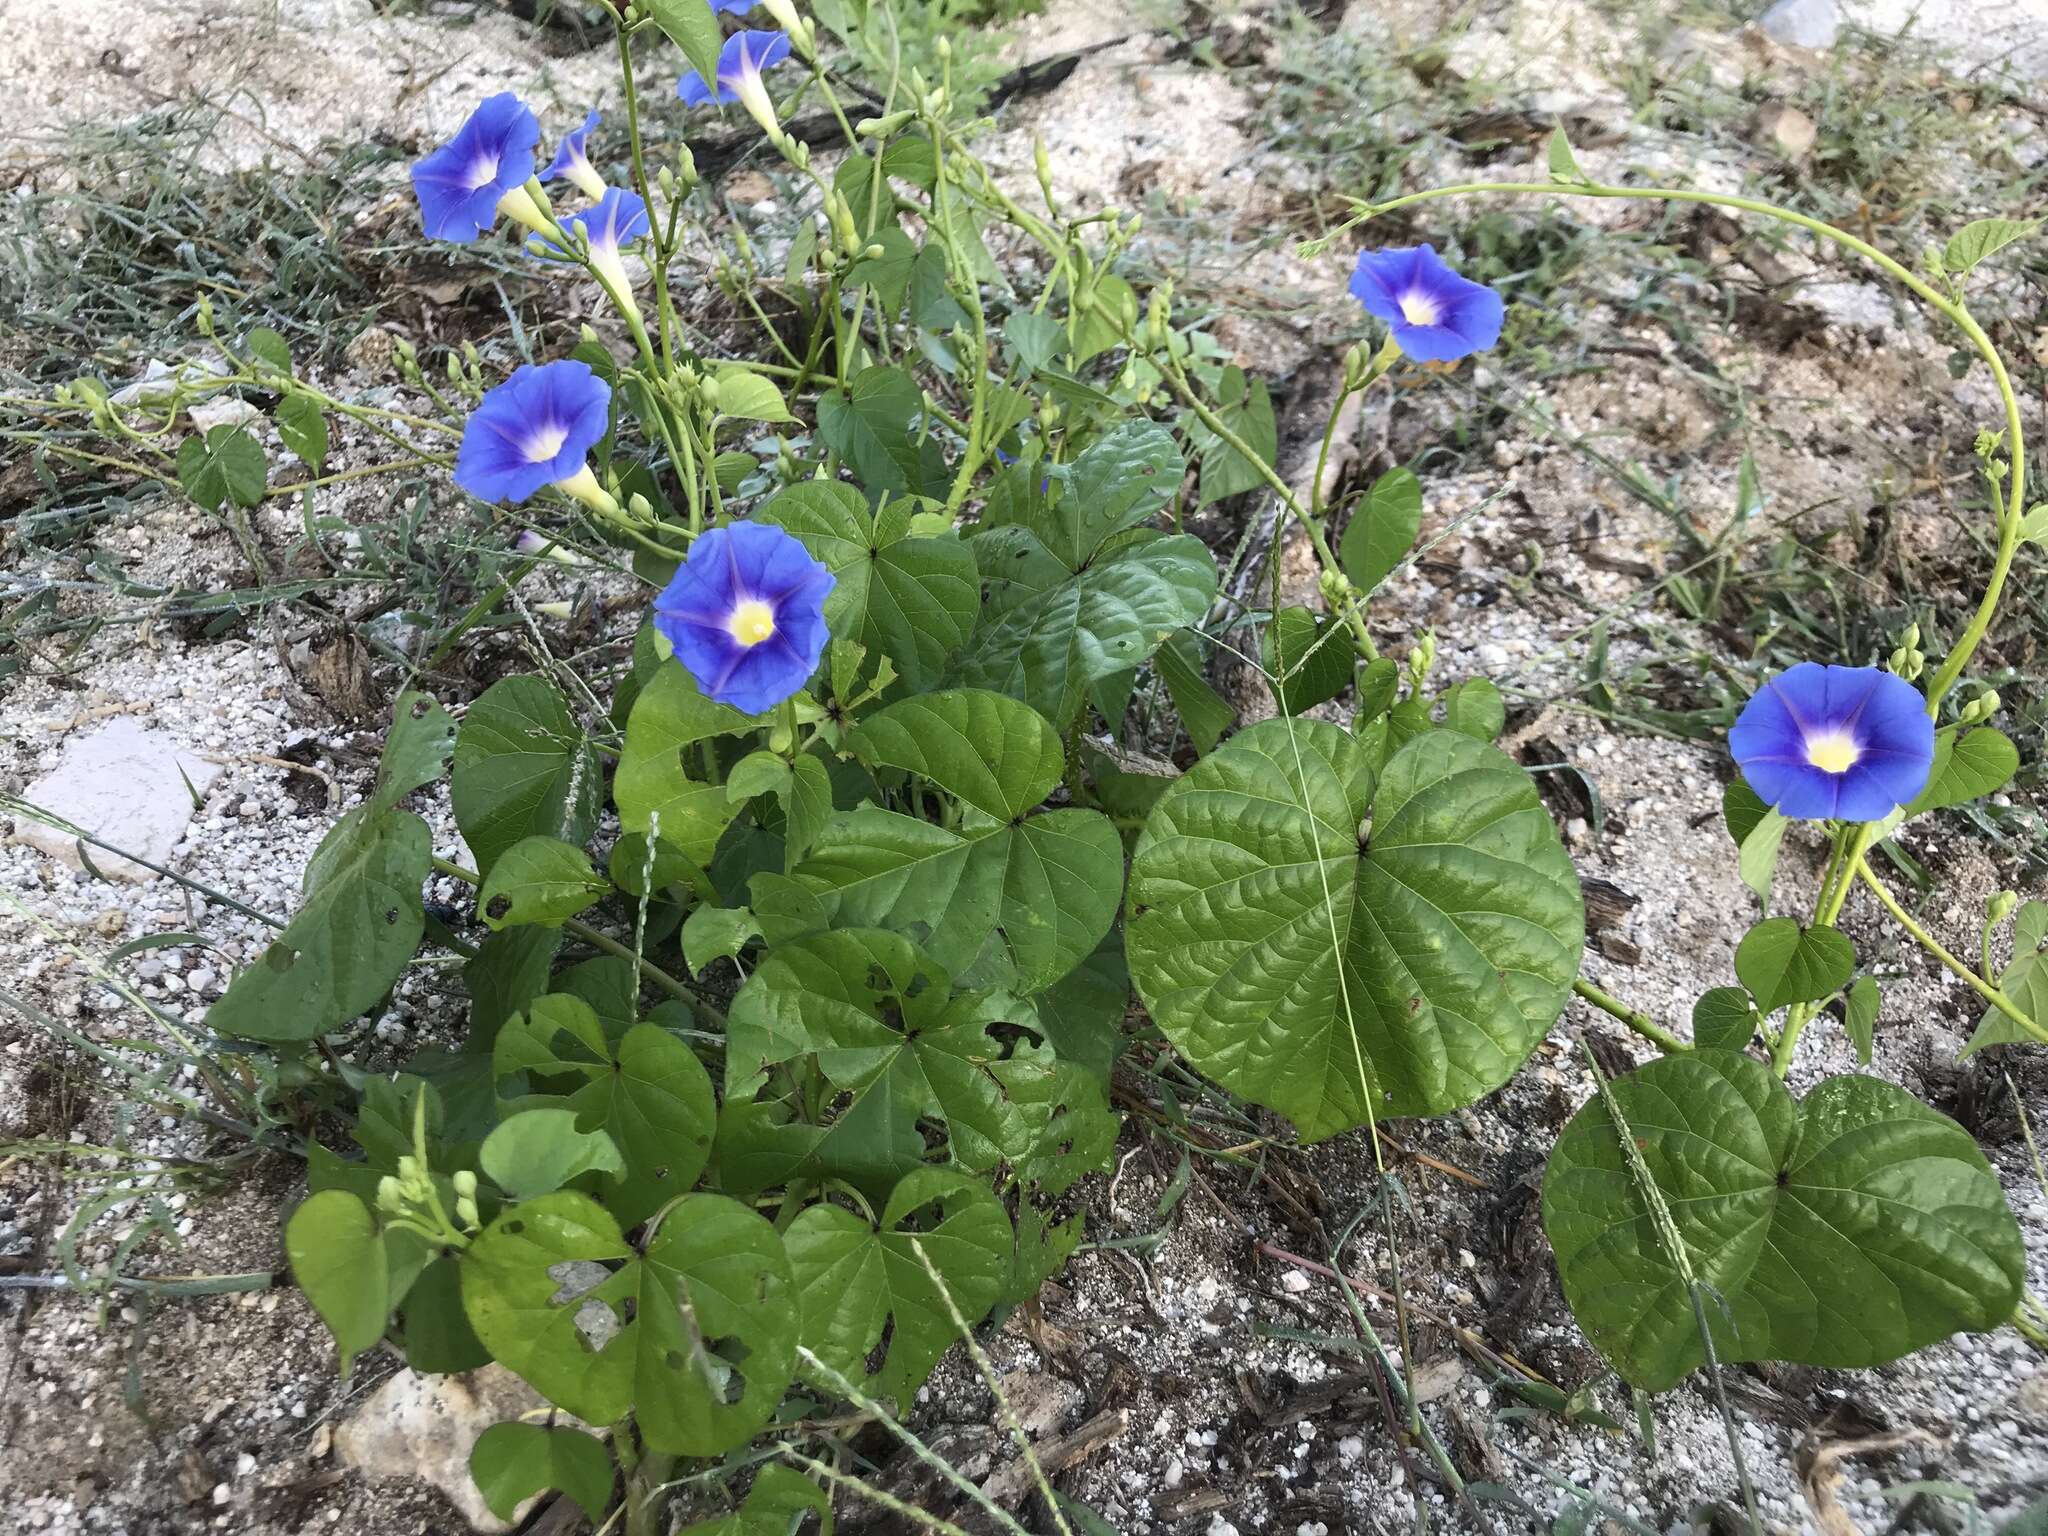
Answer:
xmin=525 ymin=423 xmax=569 ymax=463
xmin=1398 ymin=289 xmax=1440 ymax=327
xmin=727 ymin=598 xmax=777 ymax=648
xmin=1803 ymin=729 xmax=1862 ymax=775
xmin=565 ymin=156 xmax=607 ymax=202
xmin=467 ymin=153 xmax=502 ymax=192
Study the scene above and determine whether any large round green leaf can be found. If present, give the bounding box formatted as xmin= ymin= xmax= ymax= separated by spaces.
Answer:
xmin=1543 ymin=1050 xmax=2025 ymax=1391
xmin=452 ymin=676 xmax=602 ymax=879
xmin=1126 ymin=720 xmax=1582 ymax=1133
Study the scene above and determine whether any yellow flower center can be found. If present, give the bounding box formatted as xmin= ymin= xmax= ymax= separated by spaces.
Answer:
xmin=1399 ymin=290 xmax=1440 ymax=327
xmin=728 ymin=598 xmax=777 ymax=647
xmin=1804 ymin=730 xmax=1861 ymax=774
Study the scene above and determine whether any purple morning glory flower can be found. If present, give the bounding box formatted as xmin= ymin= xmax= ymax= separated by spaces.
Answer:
xmin=1348 ymin=245 xmax=1504 ymax=363
xmin=679 ymin=30 xmax=793 ymax=138
xmin=1729 ymin=663 xmax=1935 ymax=821
xmin=412 ymin=93 xmax=543 ymax=243
xmin=653 ymin=521 xmax=834 ymax=715
xmin=455 ymin=360 xmax=612 ymax=507
xmin=544 ymin=109 xmax=606 ymax=201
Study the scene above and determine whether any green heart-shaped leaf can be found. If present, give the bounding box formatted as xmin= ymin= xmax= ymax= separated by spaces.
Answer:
xmin=1127 ymin=721 xmax=1582 ymax=1133
xmin=1734 ymin=917 xmax=1854 ymax=1015
xmin=285 ymin=1190 xmax=388 ymax=1375
xmin=470 ymin=1423 xmax=614 ymax=1523
xmin=453 ymin=676 xmax=602 ymax=879
xmin=1543 ymin=1050 xmax=2024 ymax=1391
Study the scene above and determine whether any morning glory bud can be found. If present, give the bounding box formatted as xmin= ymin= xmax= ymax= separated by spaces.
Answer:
xmin=452 ymin=1169 xmax=479 ymax=1199
xmin=1034 ymin=135 xmax=1055 ymax=208
xmin=543 ymin=110 xmax=608 ymax=202
xmin=456 ymin=360 xmax=617 ymax=516
xmin=413 ymin=94 xmax=548 ymax=243
xmin=1343 ymin=341 xmax=1373 ymax=391
xmin=1962 ymin=689 xmax=2001 ymax=724
xmin=376 ymin=1175 xmax=403 ymax=1213
xmin=1349 ymin=245 xmax=1504 ymax=363
xmin=860 ymin=111 xmax=917 ymax=138
xmin=628 ymin=493 xmax=655 ymax=522
xmin=1901 ymin=621 xmax=1921 ymax=649
xmin=1729 ymin=664 xmax=1935 ymax=821
xmin=455 ymin=1196 xmax=480 ymax=1230
xmin=652 ymin=522 xmax=835 ymax=715
xmin=760 ymin=0 xmax=810 ymax=52
xmin=1989 ymin=890 xmax=2020 ymax=926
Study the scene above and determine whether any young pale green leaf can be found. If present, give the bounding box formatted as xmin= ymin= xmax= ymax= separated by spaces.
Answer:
xmin=1338 ymin=468 xmax=1423 ymax=597
xmin=613 ymin=664 xmax=762 ymax=864
xmin=682 ymin=904 xmax=764 ymax=975
xmin=1941 ymin=217 xmax=2040 ymax=279
xmin=285 ymin=1190 xmax=388 ymax=1375
xmin=1733 ymin=917 xmax=1854 ymax=1015
xmin=1155 ymin=630 xmax=1233 ymax=754
xmin=1543 ymin=1049 xmax=2024 ymax=1391
xmin=1843 ymin=975 xmax=1880 ymax=1064
xmin=1128 ymin=722 xmax=1583 ymax=1133
xmin=452 ymin=676 xmax=601 ymax=879
xmin=246 ymin=326 xmax=293 ymax=374
xmin=479 ymin=836 xmax=609 ymax=929
xmin=711 ymin=366 xmax=793 ymax=424
xmin=1905 ymin=727 xmax=2018 ymax=816
xmin=649 ymin=0 xmax=724 ymax=88
xmin=1547 ymin=123 xmax=1591 ymax=185
xmin=676 ymin=1466 xmax=834 ymax=1536
xmin=784 ymin=1166 xmax=1012 ymax=1405
xmin=1007 ymin=309 xmax=1064 ymax=373
xmin=277 ymin=394 xmax=329 ymax=473
xmin=1262 ymin=607 xmax=1352 ymax=715
xmin=470 ymin=1423 xmax=614 ymax=1524
xmin=177 ymin=424 xmax=267 ymax=511
xmin=846 ymin=688 xmax=1061 ymax=820
xmin=607 ymin=832 xmax=697 ymax=898
xmin=817 ymin=366 xmax=948 ymax=499
xmin=1722 ymin=777 xmax=1768 ymax=846
xmin=480 ymin=1108 xmax=625 ymax=1199
xmin=375 ymin=692 xmax=457 ymax=812
xmin=1195 ymin=367 xmax=1277 ymax=507
xmin=1442 ymin=677 xmax=1506 ymax=741
xmin=1961 ymin=906 xmax=2048 ymax=1058
xmin=755 ymin=480 xmax=978 ymax=694
xmin=208 ymin=807 xmax=431 ymax=1041
xmin=1691 ymin=987 xmax=1755 ymax=1052
xmin=1737 ymin=807 xmax=1789 ymax=911
xmin=495 ymin=998 xmax=716 ymax=1226
xmin=726 ymin=749 xmax=792 ymax=805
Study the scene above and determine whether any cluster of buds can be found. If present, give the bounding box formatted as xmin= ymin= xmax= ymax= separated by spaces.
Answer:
xmin=1959 ymin=688 xmax=2002 ymax=725
xmin=1889 ymin=622 xmax=1925 ymax=682
xmin=374 ymin=1155 xmax=479 ymax=1247
xmin=1318 ymin=566 xmax=1359 ymax=611
xmin=1987 ymin=889 xmax=2020 ymax=928
xmin=1407 ymin=629 xmax=1438 ymax=690
xmin=54 ymin=377 xmax=116 ymax=433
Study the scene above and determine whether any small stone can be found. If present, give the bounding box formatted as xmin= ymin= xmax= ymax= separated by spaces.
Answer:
xmin=1280 ymin=1269 xmax=1311 ymax=1294
xmin=1753 ymin=102 xmax=1817 ymax=161
xmin=1759 ymin=0 xmax=1837 ymax=48
xmin=188 ymin=397 xmax=263 ymax=434
xmin=14 ymin=719 xmax=223 ymax=881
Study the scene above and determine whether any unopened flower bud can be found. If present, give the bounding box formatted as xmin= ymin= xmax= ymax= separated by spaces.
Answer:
xmin=675 ymin=144 xmax=698 ymax=187
xmin=1901 ymin=621 xmax=1920 ymax=650
xmin=628 ymin=493 xmax=655 ymax=522
xmin=1034 ymin=135 xmax=1055 ymax=208
xmin=858 ymin=110 xmax=917 ymax=138
xmin=1343 ymin=342 xmax=1373 ymax=391
xmin=455 ymin=1196 xmax=480 ymax=1230
xmin=1989 ymin=890 xmax=2020 ymax=925
xmin=376 ymin=1175 xmax=403 ymax=1213
xmin=700 ymin=376 xmax=723 ymax=411
xmin=452 ymin=1169 xmax=478 ymax=1199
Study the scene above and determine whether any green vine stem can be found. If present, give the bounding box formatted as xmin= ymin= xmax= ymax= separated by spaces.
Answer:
xmin=1573 ymin=977 xmax=1689 ymax=1055
xmin=1856 ymin=856 xmax=2048 ymax=1045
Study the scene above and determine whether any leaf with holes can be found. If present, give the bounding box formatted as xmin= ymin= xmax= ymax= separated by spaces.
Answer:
xmin=208 ymin=807 xmax=430 ymax=1042
xmin=755 ymin=479 xmax=978 ymax=693
xmin=1338 ymin=468 xmax=1422 ymax=597
xmin=954 ymin=426 xmax=1212 ymax=730
xmin=785 ymin=1167 xmax=1012 ymax=1404
xmin=613 ymin=664 xmax=763 ymax=865
xmin=478 ymin=836 xmax=609 ymax=929
xmin=177 ymin=424 xmax=267 ymax=511
xmin=470 ymin=1423 xmax=614 ymax=1524
xmin=453 ymin=676 xmax=601 ymax=879
xmin=777 ymin=690 xmax=1122 ymax=991
xmin=494 ymin=996 xmax=716 ymax=1226
xmin=1127 ymin=721 xmax=1582 ymax=1134
xmin=286 ymin=1190 xmax=388 ymax=1375
xmin=1542 ymin=1049 xmax=2024 ymax=1390
xmin=1734 ymin=917 xmax=1854 ymax=1015
xmin=376 ymin=692 xmax=457 ymax=812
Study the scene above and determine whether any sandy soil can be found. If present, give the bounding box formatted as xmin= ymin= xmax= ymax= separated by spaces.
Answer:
xmin=3 ymin=1 xmax=2046 ymax=1532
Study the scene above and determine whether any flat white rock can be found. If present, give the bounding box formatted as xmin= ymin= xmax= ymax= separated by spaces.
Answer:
xmin=332 ymin=1364 xmax=554 ymax=1533
xmin=15 ymin=717 xmax=222 ymax=881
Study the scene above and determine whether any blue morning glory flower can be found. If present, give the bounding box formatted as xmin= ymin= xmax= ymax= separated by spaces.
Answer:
xmin=679 ymin=30 xmax=793 ymax=139
xmin=455 ymin=360 xmax=612 ymax=508
xmin=652 ymin=521 xmax=835 ymax=715
xmin=1729 ymin=662 xmax=1935 ymax=821
xmin=544 ymin=109 xmax=606 ymax=201
xmin=561 ymin=187 xmax=651 ymax=297
xmin=1348 ymin=245 xmax=1504 ymax=363
xmin=412 ymin=93 xmax=544 ymax=243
